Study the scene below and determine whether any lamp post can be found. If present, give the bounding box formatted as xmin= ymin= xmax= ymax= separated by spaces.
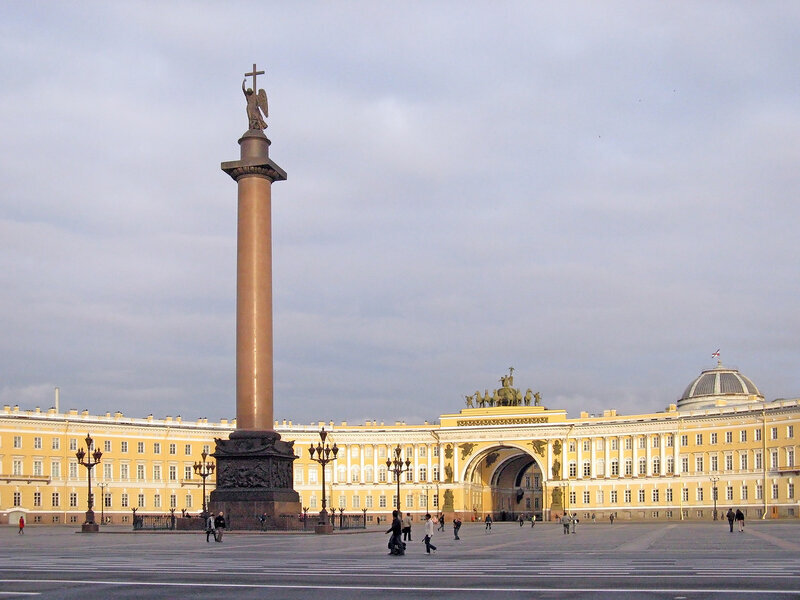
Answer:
xmin=710 ymin=475 xmax=720 ymax=520
xmin=385 ymin=444 xmax=412 ymax=510
xmin=422 ymin=484 xmax=431 ymax=512
xmin=193 ymin=450 xmax=215 ymax=519
xmin=75 ymin=433 xmax=102 ymax=533
xmin=308 ymin=427 xmax=338 ymax=534
xmin=98 ymin=482 xmax=107 ymax=525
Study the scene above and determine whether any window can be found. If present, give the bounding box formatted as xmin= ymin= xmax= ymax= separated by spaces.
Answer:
xmin=69 ymin=438 xmax=78 ymax=451
xmin=666 ymin=434 xmax=674 ymax=448
xmin=12 ymin=460 xmax=23 ymax=476
xmin=52 ymin=492 xmax=60 ymax=507
xmin=666 ymin=488 xmax=673 ymax=502
xmin=103 ymin=463 xmax=112 ymax=480
xmin=772 ymin=484 xmax=779 ymax=500
xmin=432 ymin=446 xmax=440 ymax=458
xmin=682 ymin=488 xmax=689 ymax=502
xmin=611 ymin=438 xmax=618 ymax=450
xmin=153 ymin=465 xmax=162 ymax=481
xmin=569 ymin=491 xmax=576 ymax=504
xmin=771 ymin=427 xmax=778 ymax=440
xmin=185 ymin=465 xmax=193 ymax=480
xmin=652 ymin=457 xmax=660 ymax=475
xmin=638 ymin=458 xmax=647 ymax=475
xmin=638 ymin=437 xmax=647 ymax=450
xmin=695 ymin=434 xmax=703 ymax=445
xmin=137 ymin=464 xmax=145 ymax=480
xmin=741 ymin=454 xmax=748 ymax=470
xmin=771 ymin=451 xmax=779 ymax=470
xmin=666 ymin=457 xmax=674 ymax=474
xmin=169 ymin=465 xmax=177 ymax=481
xmin=406 ymin=494 xmax=413 ymax=508
xmin=583 ymin=491 xmax=590 ymax=504
xmin=726 ymin=486 xmax=733 ymax=501
xmin=378 ymin=467 xmax=387 ymax=483
xmin=725 ymin=455 xmax=733 ymax=470
xmin=789 ymin=483 xmax=795 ymax=499
xmin=597 ymin=490 xmax=604 ymax=503
xmin=70 ymin=492 xmax=78 ymax=507
xmin=611 ymin=460 xmax=619 ymax=476
xmin=680 ymin=435 xmax=688 ymax=447
xmin=788 ymin=425 xmax=795 ymax=438
xmin=652 ymin=489 xmax=660 ymax=502
xmin=755 ymin=429 xmax=762 ymax=441
xmin=596 ymin=438 xmax=604 ymax=451
xmin=432 ymin=466 xmax=440 ymax=482
xmin=756 ymin=485 xmax=763 ymax=500
xmin=583 ymin=461 xmax=591 ymax=477
xmin=624 ymin=490 xmax=631 ymax=503
xmin=69 ymin=462 xmax=78 ymax=479
xmin=121 ymin=441 xmax=128 ymax=453
xmin=105 ymin=493 xmax=112 ymax=508
xmin=350 ymin=466 xmax=360 ymax=483
xmin=33 ymin=492 xmax=41 ymax=506
xmin=203 ymin=444 xmax=210 ymax=454
xmin=725 ymin=431 xmax=733 ymax=443
xmin=104 ymin=440 xmax=111 ymax=452
xmin=740 ymin=430 xmax=747 ymax=443
xmin=13 ymin=436 xmax=22 ymax=448
xmin=710 ymin=455 xmax=718 ymax=472
xmin=33 ymin=460 xmax=43 ymax=476
xmin=582 ymin=440 xmax=590 ymax=452
xmin=121 ymin=493 xmax=129 ymax=508
xmin=138 ymin=494 xmax=145 ymax=508
xmin=137 ymin=442 xmax=144 ymax=453
xmin=638 ymin=489 xmax=645 ymax=502
xmin=154 ymin=494 xmax=161 ymax=508
xmin=14 ymin=492 xmax=21 ymax=506
xmin=184 ymin=444 xmax=192 ymax=455
xmin=351 ymin=495 xmax=360 ymax=509
xmin=569 ymin=462 xmax=577 ymax=477
xmin=153 ymin=443 xmax=161 ymax=454
xmin=695 ymin=457 xmax=704 ymax=472
xmin=625 ymin=437 xmax=632 ymax=450
xmin=51 ymin=461 xmax=61 ymax=478
xmin=741 ymin=485 xmax=748 ymax=500
xmin=432 ymin=494 xmax=439 ymax=508
xmin=625 ymin=459 xmax=633 ymax=476
xmin=710 ymin=433 xmax=717 ymax=445
xmin=569 ymin=441 xmax=576 ymax=452
xmin=121 ymin=464 xmax=129 ymax=480
xmin=419 ymin=466 xmax=427 ymax=481
xmin=52 ymin=438 xmax=60 ymax=450
xmin=34 ymin=437 xmax=42 ymax=449
xmin=170 ymin=494 xmax=177 ymax=509
xmin=788 ymin=449 xmax=795 ymax=467
xmin=652 ymin=435 xmax=660 ymax=448
xmin=754 ymin=452 xmax=761 ymax=470
xmin=169 ymin=443 xmax=177 ymax=455
xmin=611 ymin=490 xmax=618 ymax=503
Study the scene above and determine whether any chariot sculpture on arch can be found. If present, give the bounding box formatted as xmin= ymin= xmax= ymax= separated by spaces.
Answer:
xmin=242 ymin=63 xmax=269 ymax=130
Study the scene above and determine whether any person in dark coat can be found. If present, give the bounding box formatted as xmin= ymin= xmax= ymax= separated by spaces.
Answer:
xmin=453 ymin=516 xmax=462 ymax=540
xmin=213 ymin=511 xmax=226 ymax=542
xmin=735 ymin=508 xmax=745 ymax=532
xmin=726 ymin=508 xmax=735 ymax=532
xmin=386 ymin=510 xmax=403 ymax=555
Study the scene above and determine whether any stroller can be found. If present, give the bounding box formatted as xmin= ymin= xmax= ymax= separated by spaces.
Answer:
xmin=388 ymin=534 xmax=406 ymax=556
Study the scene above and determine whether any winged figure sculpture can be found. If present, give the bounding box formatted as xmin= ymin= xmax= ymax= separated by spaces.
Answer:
xmin=243 ymin=79 xmax=268 ymax=130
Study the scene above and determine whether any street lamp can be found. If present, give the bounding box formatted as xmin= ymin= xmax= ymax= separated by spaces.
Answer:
xmin=308 ymin=427 xmax=338 ymax=534
xmin=193 ymin=450 xmax=215 ymax=519
xmin=710 ymin=475 xmax=720 ymax=520
xmin=386 ymin=444 xmax=412 ymax=510
xmin=98 ymin=482 xmax=107 ymax=525
xmin=75 ymin=433 xmax=102 ymax=533
xmin=422 ymin=484 xmax=431 ymax=512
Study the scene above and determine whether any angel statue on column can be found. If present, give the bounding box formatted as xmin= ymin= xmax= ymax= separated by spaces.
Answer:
xmin=243 ymin=79 xmax=268 ymax=130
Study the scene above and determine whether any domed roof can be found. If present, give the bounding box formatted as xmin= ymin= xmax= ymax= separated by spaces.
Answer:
xmin=678 ymin=361 xmax=763 ymax=410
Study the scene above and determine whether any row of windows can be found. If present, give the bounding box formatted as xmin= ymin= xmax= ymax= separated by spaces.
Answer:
xmin=566 ymin=426 xmax=796 ymax=453
xmin=566 ymin=482 xmax=796 ymax=505
xmin=567 ymin=448 xmax=796 ymax=478
xmin=6 ymin=490 xmax=197 ymax=509
xmin=7 ymin=437 xmax=212 ymax=456
xmin=5 ymin=461 xmax=198 ymax=482
xmin=295 ymin=465 xmax=441 ymax=484
xmin=305 ymin=492 xmax=440 ymax=510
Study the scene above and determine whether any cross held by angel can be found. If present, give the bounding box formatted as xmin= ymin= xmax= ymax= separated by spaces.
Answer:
xmin=243 ymin=64 xmax=268 ymax=130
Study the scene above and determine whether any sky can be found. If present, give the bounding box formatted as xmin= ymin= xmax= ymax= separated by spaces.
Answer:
xmin=1 ymin=1 xmax=799 ymax=426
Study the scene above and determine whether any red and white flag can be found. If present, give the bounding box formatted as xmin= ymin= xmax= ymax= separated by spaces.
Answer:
xmin=711 ymin=349 xmax=720 ymax=359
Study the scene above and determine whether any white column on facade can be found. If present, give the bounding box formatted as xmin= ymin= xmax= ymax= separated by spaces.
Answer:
xmin=632 ymin=436 xmax=638 ymax=478
xmin=660 ymin=436 xmax=667 ymax=476
xmin=576 ymin=437 xmax=583 ymax=480
xmin=561 ymin=437 xmax=568 ymax=480
xmin=604 ymin=435 xmax=611 ymax=479
xmin=646 ymin=436 xmax=652 ymax=477
xmin=372 ymin=444 xmax=378 ymax=483
xmin=618 ymin=436 xmax=624 ymax=475
xmin=673 ymin=432 xmax=680 ymax=475
xmin=345 ymin=444 xmax=351 ymax=484
xmin=453 ymin=443 xmax=459 ymax=483
xmin=427 ymin=444 xmax=432 ymax=482
xmin=590 ymin=437 xmax=596 ymax=479
xmin=358 ymin=443 xmax=364 ymax=482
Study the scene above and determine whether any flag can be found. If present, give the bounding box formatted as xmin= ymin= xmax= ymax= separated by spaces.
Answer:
xmin=711 ymin=349 xmax=720 ymax=358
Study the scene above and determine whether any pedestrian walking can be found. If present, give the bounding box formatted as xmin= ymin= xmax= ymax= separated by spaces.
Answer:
xmin=519 ymin=514 xmax=524 ymax=527
xmin=402 ymin=512 xmax=412 ymax=541
xmin=726 ymin=508 xmax=735 ymax=532
xmin=484 ymin=514 xmax=492 ymax=531
xmin=437 ymin=512 xmax=445 ymax=532
xmin=18 ymin=515 xmax=25 ymax=534
xmin=530 ymin=514 xmax=536 ymax=527
xmin=561 ymin=513 xmax=571 ymax=534
xmin=735 ymin=508 xmax=745 ymax=532
xmin=609 ymin=514 xmax=615 ymax=524
xmin=386 ymin=510 xmax=404 ymax=555
xmin=423 ymin=513 xmax=437 ymax=554
xmin=205 ymin=513 xmax=216 ymax=542
xmin=213 ymin=511 xmax=226 ymax=542
xmin=453 ymin=516 xmax=462 ymax=540
xmin=571 ymin=513 xmax=579 ymax=533
xmin=591 ymin=513 xmax=596 ymax=523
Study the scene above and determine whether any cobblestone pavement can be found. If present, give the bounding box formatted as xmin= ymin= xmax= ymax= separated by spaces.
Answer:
xmin=1 ymin=520 xmax=799 ymax=599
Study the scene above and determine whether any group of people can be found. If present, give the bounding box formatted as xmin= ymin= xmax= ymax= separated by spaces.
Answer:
xmin=726 ymin=508 xmax=746 ymax=532
xmin=205 ymin=511 xmax=226 ymax=542
xmin=559 ymin=512 xmax=580 ymax=534
xmin=386 ymin=511 xmax=466 ymax=555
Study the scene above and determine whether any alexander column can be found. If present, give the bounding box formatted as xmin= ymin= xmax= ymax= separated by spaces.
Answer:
xmin=209 ymin=64 xmax=301 ymax=528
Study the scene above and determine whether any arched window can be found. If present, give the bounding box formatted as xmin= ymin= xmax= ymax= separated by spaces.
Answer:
xmin=419 ymin=466 xmax=427 ymax=481
xmin=364 ymin=466 xmax=374 ymax=482
xmin=378 ymin=466 xmax=387 ymax=483
xmin=350 ymin=466 xmax=360 ymax=483
xmin=582 ymin=461 xmax=591 ymax=477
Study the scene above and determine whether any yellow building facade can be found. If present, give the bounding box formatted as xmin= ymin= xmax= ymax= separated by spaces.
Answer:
xmin=1 ymin=363 xmax=798 ymax=526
